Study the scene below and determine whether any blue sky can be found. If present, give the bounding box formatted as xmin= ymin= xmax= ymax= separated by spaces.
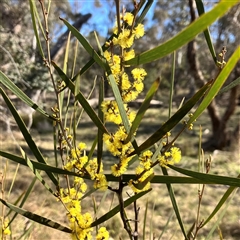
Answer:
xmin=68 ymin=1 xmax=157 ymax=37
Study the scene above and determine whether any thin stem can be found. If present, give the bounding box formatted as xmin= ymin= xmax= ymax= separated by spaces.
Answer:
xmin=38 ymin=0 xmax=72 ymax=150
xmin=115 ymin=0 xmax=121 ymax=34
xmin=117 ymin=178 xmax=133 ymax=239
xmin=133 ymin=196 xmax=140 ymax=240
xmin=193 ymin=157 xmax=211 ymax=239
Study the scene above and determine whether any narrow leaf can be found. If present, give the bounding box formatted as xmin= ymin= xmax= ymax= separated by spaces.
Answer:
xmin=8 ymin=176 xmax=38 ymax=226
xmin=168 ymin=165 xmax=240 ymax=187
xmin=205 ymin=188 xmax=238 ymax=240
xmin=126 ymin=77 xmax=160 ymax=143
xmin=143 ymin=199 xmax=149 ymax=240
xmin=218 ymin=76 xmax=240 ymax=95
xmin=29 ymin=0 xmax=44 ymax=57
xmin=195 ymin=0 xmax=217 ymax=63
xmin=130 ymin=81 xmax=211 ymax=155
xmin=60 ymin=18 xmax=108 ymax=71
xmin=161 ymin=167 xmax=187 ymax=239
xmin=107 ymin=73 xmax=131 ymax=132
xmin=0 ymin=198 xmax=72 ymax=233
xmin=0 ymin=150 xmax=79 ymax=177
xmin=202 ymin=175 xmax=240 ymax=227
xmin=188 ymin=46 xmax=240 ymax=125
xmin=97 ymin=78 xmax=104 ymax=173
xmin=19 ymin=148 xmax=55 ymax=195
xmin=125 ymin=0 xmax=238 ymax=66
xmin=0 ymin=71 xmax=54 ymax=120
xmin=52 ymin=61 xmax=109 ymax=135
xmin=4 ymin=150 xmax=238 ymax=186
xmin=0 ymin=88 xmax=58 ymax=186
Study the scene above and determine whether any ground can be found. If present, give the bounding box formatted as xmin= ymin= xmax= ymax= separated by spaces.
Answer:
xmin=0 ymin=103 xmax=239 ymax=240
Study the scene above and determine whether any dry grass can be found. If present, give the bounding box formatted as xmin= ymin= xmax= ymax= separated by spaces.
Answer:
xmin=1 ymin=105 xmax=239 ymax=240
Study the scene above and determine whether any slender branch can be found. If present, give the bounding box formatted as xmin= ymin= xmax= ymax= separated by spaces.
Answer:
xmin=117 ymin=179 xmax=133 ymax=239
xmin=133 ymin=196 xmax=140 ymax=240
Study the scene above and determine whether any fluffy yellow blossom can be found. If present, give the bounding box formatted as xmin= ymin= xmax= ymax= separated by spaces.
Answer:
xmin=121 ymin=72 xmax=132 ymax=90
xmin=170 ymin=147 xmax=181 ymax=163
xmin=78 ymin=142 xmax=86 ymax=151
xmin=123 ymin=49 xmax=135 ymax=61
xmin=96 ymin=227 xmax=110 ymax=240
xmin=122 ymin=90 xmax=139 ymax=103
xmin=2 ymin=219 xmax=11 ymax=236
xmin=86 ymin=158 xmax=103 ymax=179
xmin=133 ymin=23 xmax=145 ymax=38
xmin=93 ymin=173 xmax=108 ymax=190
xmin=123 ymin=12 xmax=134 ymax=26
xmin=113 ymin=29 xmax=135 ymax=48
xmin=111 ymin=163 xmax=127 ymax=177
xmin=158 ymin=147 xmax=181 ymax=167
xmin=133 ymin=81 xmax=144 ymax=93
xmin=128 ymin=179 xmax=151 ymax=193
xmin=131 ymin=68 xmax=147 ymax=81
xmin=101 ymin=100 xmax=127 ymax=125
xmin=71 ymin=212 xmax=93 ymax=240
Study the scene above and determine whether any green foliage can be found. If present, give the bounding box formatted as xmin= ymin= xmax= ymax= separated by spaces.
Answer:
xmin=0 ymin=1 xmax=239 ymax=239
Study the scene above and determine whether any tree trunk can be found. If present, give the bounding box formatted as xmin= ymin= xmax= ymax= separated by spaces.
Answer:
xmin=187 ymin=0 xmax=239 ymax=150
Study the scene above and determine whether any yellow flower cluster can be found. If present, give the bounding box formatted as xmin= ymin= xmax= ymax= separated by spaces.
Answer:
xmin=64 ymin=142 xmax=108 ymax=191
xmin=59 ymin=182 xmax=93 ymax=239
xmin=102 ymin=12 xmax=147 ymax=179
xmin=158 ymin=147 xmax=182 ymax=167
xmin=60 ymin=141 xmax=109 ymax=239
xmin=86 ymin=158 xmax=108 ymax=190
xmin=104 ymin=12 xmax=146 ymax=103
xmin=101 ymin=100 xmax=135 ymax=124
xmin=64 ymin=142 xmax=88 ymax=172
xmin=96 ymin=227 xmax=110 ymax=240
xmin=103 ymin=126 xmax=133 ymax=177
xmin=1 ymin=218 xmax=11 ymax=236
xmin=128 ymin=150 xmax=153 ymax=193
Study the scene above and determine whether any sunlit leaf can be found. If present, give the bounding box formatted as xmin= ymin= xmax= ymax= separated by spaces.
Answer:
xmin=125 ymin=0 xmax=238 ymax=65
xmin=0 ymin=199 xmax=72 ymax=233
